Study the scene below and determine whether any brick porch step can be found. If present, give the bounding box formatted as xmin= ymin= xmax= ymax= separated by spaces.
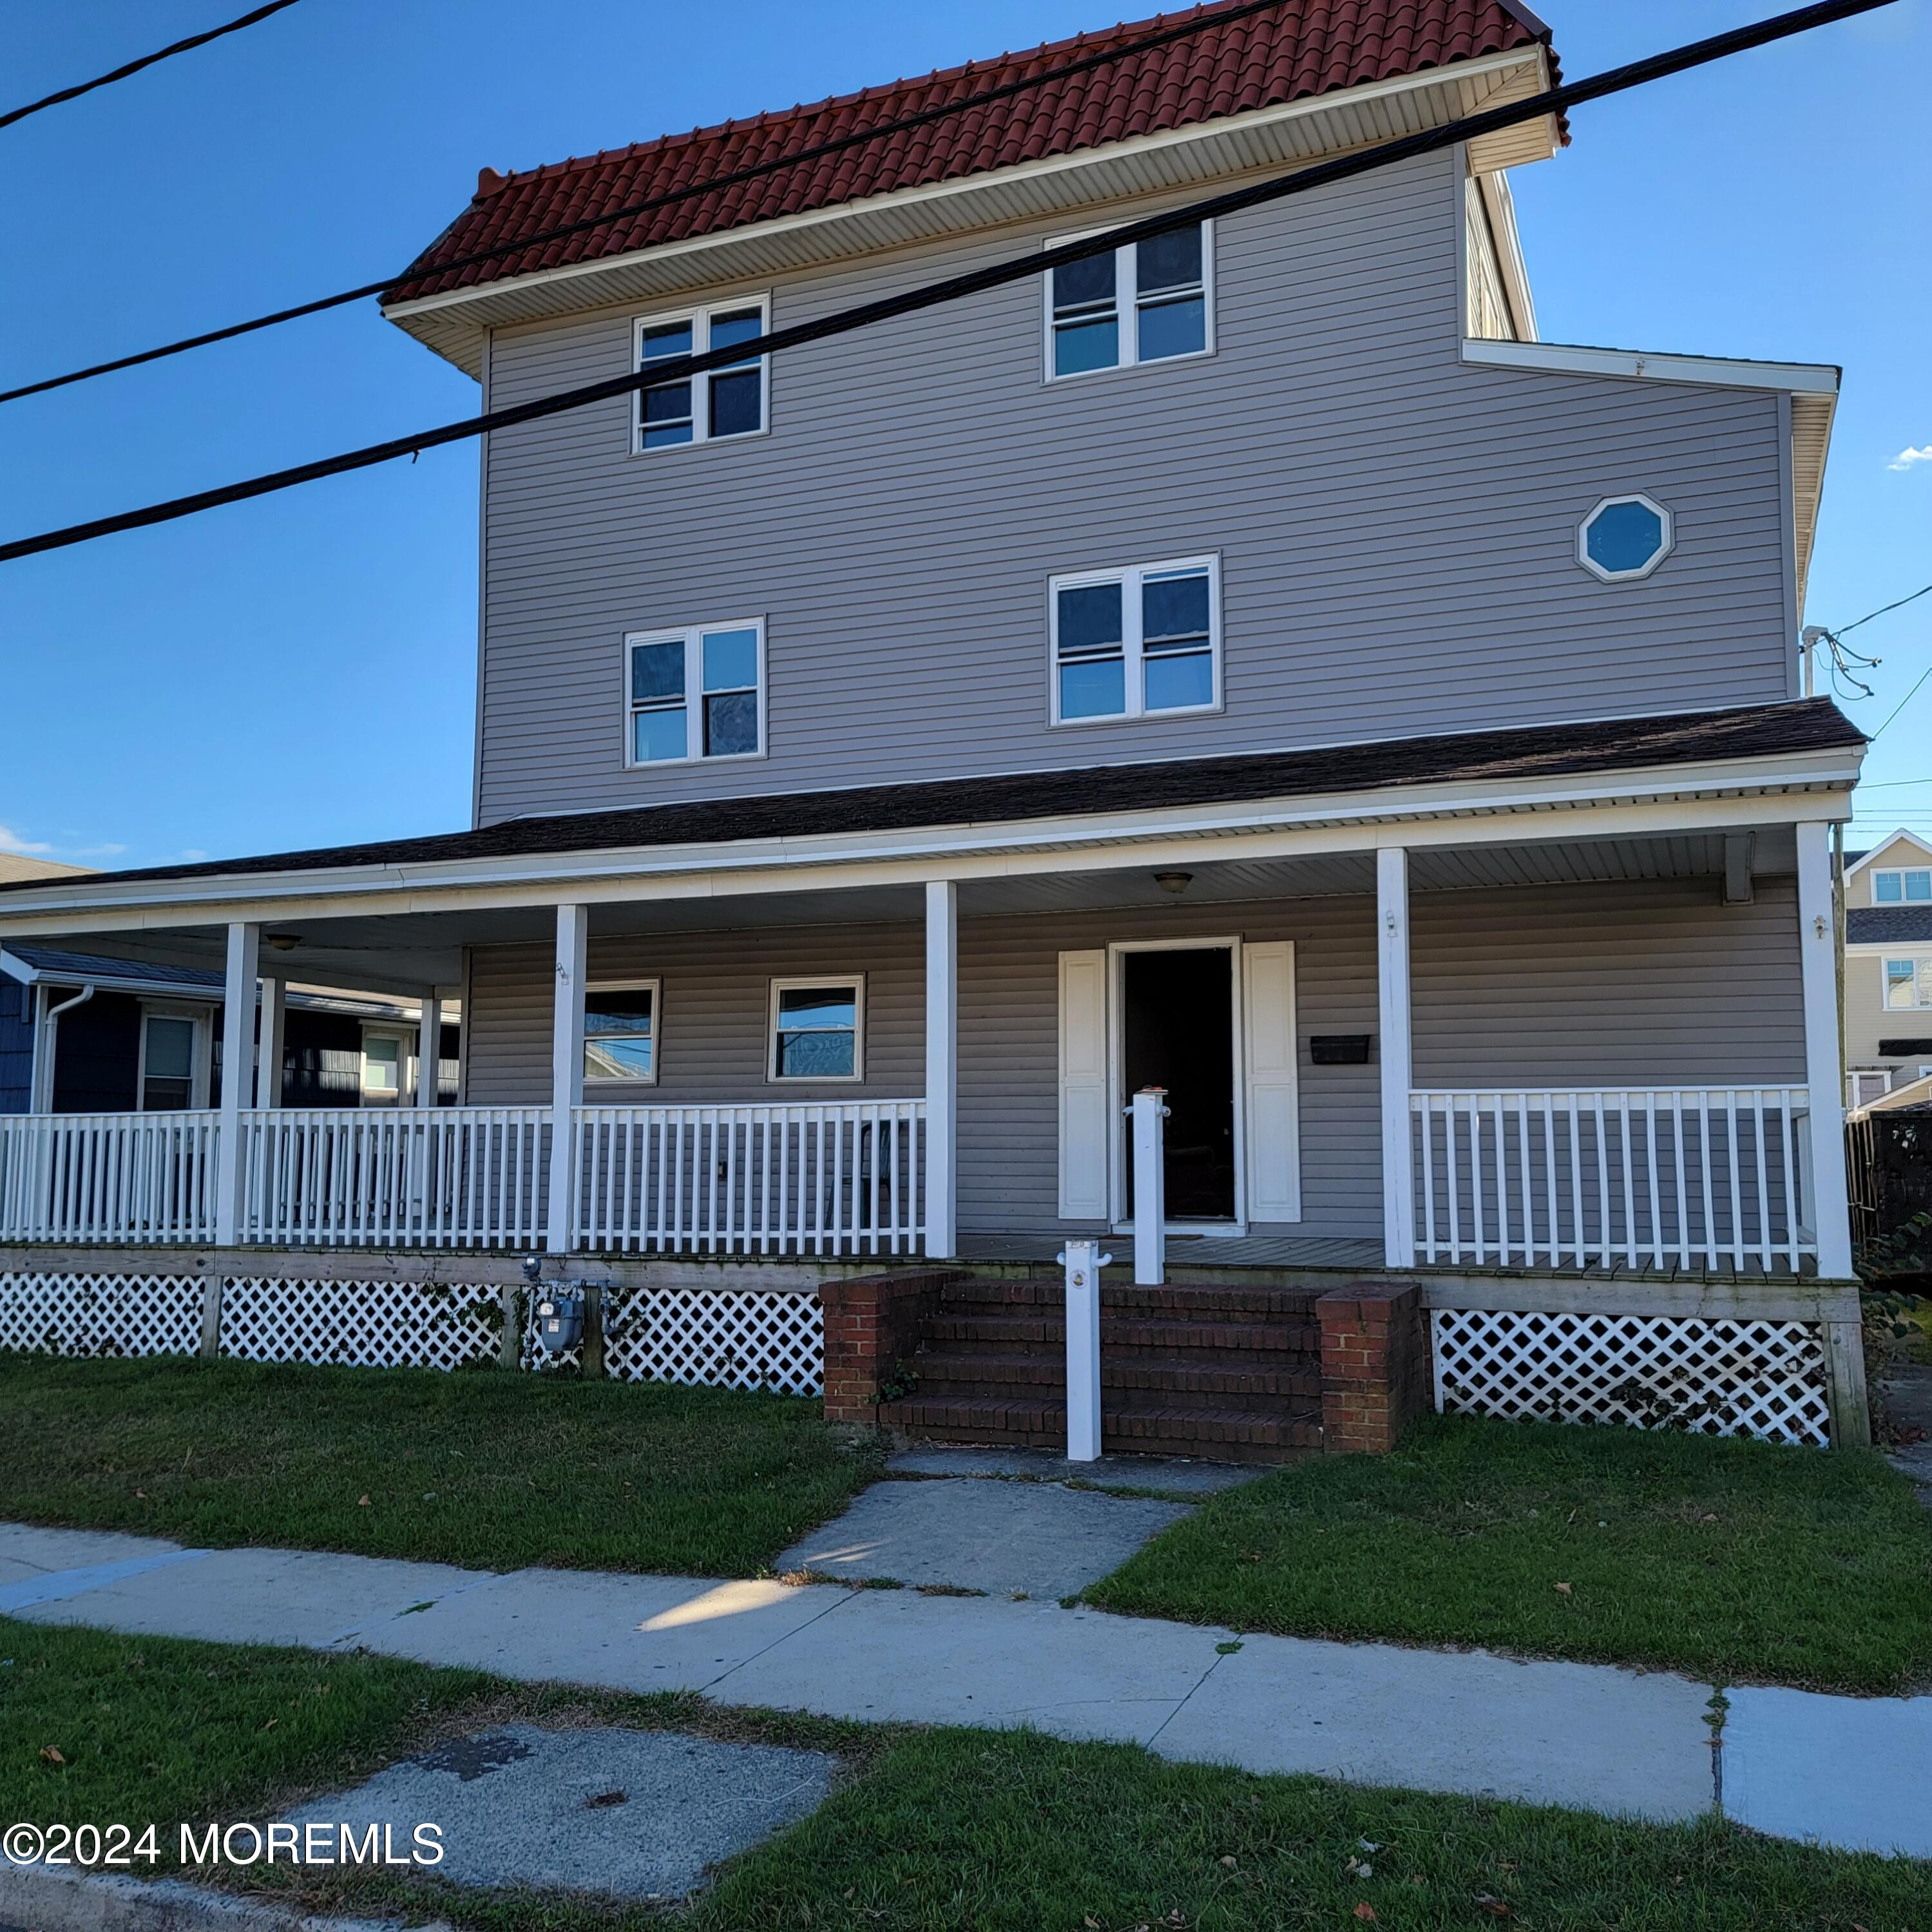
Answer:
xmin=877 ymin=1394 xmax=1322 ymax=1463
xmin=925 ymin=1312 xmax=1319 ymax=1364
xmin=906 ymin=1348 xmax=1319 ymax=1404
xmin=939 ymin=1277 xmax=1323 ymax=1319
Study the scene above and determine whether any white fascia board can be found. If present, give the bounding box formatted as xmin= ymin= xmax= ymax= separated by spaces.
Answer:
xmin=1845 ymin=828 xmax=1932 ymax=879
xmin=1846 ymin=942 xmax=1932 ymax=957
xmin=1460 ymin=336 xmax=1840 ymax=396
xmin=383 ymin=49 xmax=1543 ymax=330
xmin=1475 ymin=171 xmax=1536 ymax=343
xmin=0 ymin=957 xmax=220 ymax=1001
xmin=0 ymin=749 xmax=1860 ymax=935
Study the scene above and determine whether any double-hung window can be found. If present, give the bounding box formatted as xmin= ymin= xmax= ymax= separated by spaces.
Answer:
xmin=626 ymin=620 xmax=764 ymax=766
xmin=1873 ymin=868 xmax=1932 ymax=903
xmin=584 ymin=981 xmax=659 ymax=1084
xmin=769 ymin=979 xmax=864 ymax=1082
xmin=1050 ymin=557 xmax=1219 ymax=725
xmin=634 ymin=299 xmax=769 ymax=451
xmin=1884 ymin=959 xmax=1932 ymax=1010
xmin=1047 ymin=222 xmax=1212 ymax=379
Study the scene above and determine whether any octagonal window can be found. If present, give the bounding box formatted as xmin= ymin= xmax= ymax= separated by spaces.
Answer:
xmin=1578 ymin=493 xmax=1672 ymax=582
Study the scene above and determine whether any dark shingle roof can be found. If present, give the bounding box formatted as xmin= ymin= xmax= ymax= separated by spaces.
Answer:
xmin=389 ymin=1 xmax=1556 ymax=305
xmin=1848 ymin=908 xmax=1932 ymax=944
xmin=3 ymin=946 xmax=221 ymax=987
xmin=0 ymin=700 xmax=1864 ymax=899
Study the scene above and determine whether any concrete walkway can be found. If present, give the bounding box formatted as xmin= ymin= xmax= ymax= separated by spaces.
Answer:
xmin=3 ymin=1520 xmax=1928 ymax=1858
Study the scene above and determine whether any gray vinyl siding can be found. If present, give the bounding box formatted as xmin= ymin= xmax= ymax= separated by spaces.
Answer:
xmin=475 ymin=149 xmax=1797 ymax=825
xmin=464 ymin=876 xmax=1803 ymax=1245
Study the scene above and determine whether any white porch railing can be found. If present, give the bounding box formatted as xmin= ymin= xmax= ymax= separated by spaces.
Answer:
xmin=1411 ymin=1087 xmax=1815 ymax=1274
xmin=0 ymin=1111 xmax=220 ymax=1243
xmin=571 ymin=1101 xmax=924 ymax=1256
xmin=241 ymin=1107 xmax=549 ymax=1247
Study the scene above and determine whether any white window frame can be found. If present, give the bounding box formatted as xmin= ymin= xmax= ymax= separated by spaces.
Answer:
xmin=1048 ymin=553 xmax=1222 ymax=728
xmin=359 ymin=1025 xmax=412 ymax=1103
xmin=767 ymin=976 xmax=866 ymax=1085
xmin=1871 ymin=868 xmax=1932 ymax=904
xmin=631 ymin=296 xmax=771 ymax=455
xmin=135 ymin=1001 xmax=212 ymax=1112
xmin=1848 ymin=1067 xmax=1891 ymax=1109
xmin=1576 ymin=492 xmax=1674 ymax=583
xmin=1883 ymin=957 xmax=1932 ymax=1011
xmin=623 ymin=618 xmax=767 ymax=770
xmin=583 ymin=977 xmax=661 ymax=1087
xmin=1042 ymin=220 xmax=1215 ymax=383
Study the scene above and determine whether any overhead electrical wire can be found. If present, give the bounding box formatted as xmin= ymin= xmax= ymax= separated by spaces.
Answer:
xmin=0 ymin=0 xmax=1316 ymax=406
xmin=0 ymin=0 xmax=302 ymax=133
xmin=0 ymin=0 xmax=1895 ymax=567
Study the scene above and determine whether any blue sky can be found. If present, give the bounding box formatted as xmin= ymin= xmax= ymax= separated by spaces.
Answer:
xmin=1 ymin=0 xmax=1924 ymax=868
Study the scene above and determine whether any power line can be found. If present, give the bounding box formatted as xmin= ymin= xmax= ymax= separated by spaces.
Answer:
xmin=0 ymin=0 xmax=1895 ymax=568
xmin=1841 ymin=579 xmax=1932 ymax=636
xmin=0 ymin=0 xmax=1315 ymax=407
xmin=0 ymin=1 xmax=302 ymax=133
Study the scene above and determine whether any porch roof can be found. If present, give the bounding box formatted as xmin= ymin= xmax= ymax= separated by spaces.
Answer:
xmin=1847 ymin=907 xmax=1932 ymax=945
xmin=0 ymin=699 xmax=1866 ymax=908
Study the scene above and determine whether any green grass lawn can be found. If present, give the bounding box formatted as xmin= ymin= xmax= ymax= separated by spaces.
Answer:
xmin=1085 ymin=1413 xmax=1932 ymax=1694
xmin=3 ymin=1616 xmax=1927 ymax=1931
xmin=0 ymin=1353 xmax=882 ymax=1577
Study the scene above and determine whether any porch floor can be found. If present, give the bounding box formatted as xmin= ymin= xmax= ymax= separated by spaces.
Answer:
xmin=955 ymin=1234 xmax=1386 ymax=1271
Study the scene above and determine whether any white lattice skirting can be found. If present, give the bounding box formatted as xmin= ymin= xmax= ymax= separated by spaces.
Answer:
xmin=219 ymin=1279 xmax=501 ymax=1372
xmin=1431 ymin=1308 xmax=1832 ymax=1448
xmin=0 ymin=1272 xmax=203 ymax=1358
xmin=522 ymin=1287 xmax=823 ymax=1395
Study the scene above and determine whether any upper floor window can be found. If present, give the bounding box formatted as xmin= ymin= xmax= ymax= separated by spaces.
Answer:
xmin=1050 ymin=557 xmax=1220 ymax=726
xmin=626 ymin=621 xmax=764 ymax=767
xmin=1046 ymin=222 xmax=1212 ymax=381
xmin=1577 ymin=493 xmax=1672 ymax=582
xmin=634 ymin=299 xmax=769 ymax=452
xmin=1874 ymin=868 xmax=1932 ymax=903
xmin=1884 ymin=959 xmax=1932 ymax=1009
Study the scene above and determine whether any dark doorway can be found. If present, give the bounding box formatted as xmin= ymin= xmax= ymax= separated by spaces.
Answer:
xmin=1122 ymin=947 xmax=1236 ymax=1222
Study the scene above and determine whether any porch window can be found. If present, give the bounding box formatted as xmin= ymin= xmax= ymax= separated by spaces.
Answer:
xmin=584 ymin=981 xmax=658 ymax=1083
xmin=1047 ymin=222 xmax=1212 ymax=379
xmin=626 ymin=622 xmax=764 ymax=766
xmin=139 ymin=1013 xmax=197 ymax=1111
xmin=361 ymin=1033 xmax=404 ymax=1098
xmin=1873 ymin=868 xmax=1932 ymax=903
xmin=1884 ymin=959 xmax=1931 ymax=1009
xmin=1051 ymin=557 xmax=1219 ymax=725
xmin=635 ymin=299 xmax=769 ymax=452
xmin=769 ymin=979 xmax=863 ymax=1082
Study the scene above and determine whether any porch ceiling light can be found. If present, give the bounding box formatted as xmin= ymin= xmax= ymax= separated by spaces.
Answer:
xmin=1578 ymin=493 xmax=1672 ymax=583
xmin=1153 ymin=871 xmax=1194 ymax=897
xmin=265 ymin=934 xmax=302 ymax=951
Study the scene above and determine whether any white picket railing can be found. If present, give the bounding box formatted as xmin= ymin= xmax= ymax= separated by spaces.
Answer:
xmin=571 ymin=1101 xmax=925 ymax=1256
xmin=1411 ymin=1087 xmax=1815 ymax=1275
xmin=0 ymin=1111 xmax=220 ymax=1243
xmin=241 ymin=1107 xmax=549 ymax=1248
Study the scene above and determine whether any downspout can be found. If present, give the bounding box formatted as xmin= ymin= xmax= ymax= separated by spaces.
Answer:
xmin=36 ymin=982 xmax=94 ymax=1111
xmin=1833 ymin=821 xmax=1846 ymax=1096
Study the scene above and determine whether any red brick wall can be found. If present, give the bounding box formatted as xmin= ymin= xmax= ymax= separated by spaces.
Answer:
xmin=1317 ymin=1282 xmax=1431 ymax=1453
xmin=819 ymin=1269 xmax=964 ymax=1423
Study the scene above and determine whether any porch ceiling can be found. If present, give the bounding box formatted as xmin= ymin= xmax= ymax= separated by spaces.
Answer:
xmin=6 ymin=826 xmax=1798 ymax=982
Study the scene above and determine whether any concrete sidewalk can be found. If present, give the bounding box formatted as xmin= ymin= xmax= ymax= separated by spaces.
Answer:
xmin=4 ymin=1520 xmax=1927 ymax=1857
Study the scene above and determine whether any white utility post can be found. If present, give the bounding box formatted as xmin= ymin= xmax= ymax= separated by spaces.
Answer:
xmin=213 ymin=921 xmax=260 ymax=1247
xmin=1129 ymin=1086 xmax=1167 ymax=1286
xmin=924 ymin=879 xmax=957 ymax=1258
xmin=546 ymin=904 xmax=589 ymax=1254
xmin=256 ymin=977 xmax=285 ymax=1108
xmin=1059 ymin=1237 xmax=1110 ymax=1461
xmin=416 ymin=991 xmax=442 ymax=1109
xmin=1797 ymin=821 xmax=1854 ymax=1277
xmin=1377 ymin=847 xmax=1416 ymax=1268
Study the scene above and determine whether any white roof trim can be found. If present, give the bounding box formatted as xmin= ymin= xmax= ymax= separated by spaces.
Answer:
xmin=383 ymin=46 xmax=1553 ymax=372
xmin=1459 ymin=336 xmax=1839 ymax=394
xmin=1845 ymin=828 xmax=1932 ymax=878
xmin=1474 ymin=169 xmax=1536 ymax=343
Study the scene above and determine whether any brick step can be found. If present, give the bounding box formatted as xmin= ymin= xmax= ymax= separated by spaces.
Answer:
xmin=906 ymin=1350 xmax=1319 ymax=1404
xmin=877 ymin=1395 xmax=1322 ymax=1464
xmin=921 ymin=1313 xmax=1319 ymax=1362
xmin=941 ymin=1277 xmax=1323 ymax=1319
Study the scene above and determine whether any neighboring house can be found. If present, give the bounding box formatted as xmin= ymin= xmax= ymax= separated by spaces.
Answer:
xmin=1842 ymin=828 xmax=1932 ymax=1105
xmin=0 ymin=856 xmax=93 ymax=886
xmin=0 ymin=947 xmax=459 ymax=1114
xmin=0 ymin=1 xmax=1875 ymax=1448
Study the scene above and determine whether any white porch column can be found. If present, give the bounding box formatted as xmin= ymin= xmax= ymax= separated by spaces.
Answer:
xmin=924 ymin=879 xmax=957 ymax=1258
xmin=1797 ymin=821 xmax=1854 ymax=1277
xmin=546 ymin=904 xmax=589 ymax=1254
xmin=256 ymin=977 xmax=285 ymax=1108
xmin=416 ymin=991 xmax=442 ymax=1108
xmin=213 ymin=921 xmax=260 ymax=1247
xmin=1377 ymin=848 xmax=1416 ymax=1269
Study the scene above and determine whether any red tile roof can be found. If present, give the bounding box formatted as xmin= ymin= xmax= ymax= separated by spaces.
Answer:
xmin=390 ymin=0 xmax=1556 ymax=305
